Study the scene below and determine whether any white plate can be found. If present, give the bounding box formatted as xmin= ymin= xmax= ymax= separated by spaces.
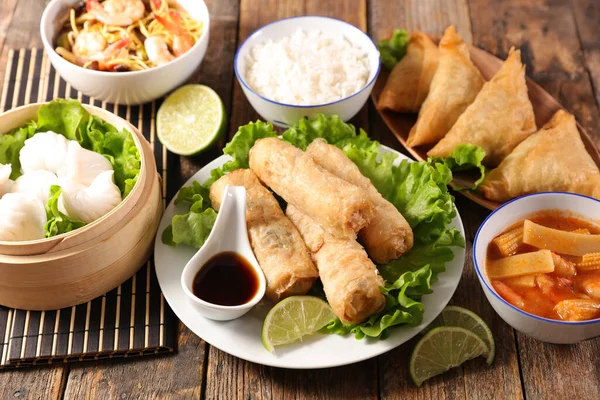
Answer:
xmin=154 ymin=145 xmax=465 ymax=369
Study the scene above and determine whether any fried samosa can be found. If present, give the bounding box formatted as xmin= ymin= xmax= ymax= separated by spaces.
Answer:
xmin=406 ymin=26 xmax=484 ymax=147
xmin=377 ymin=31 xmax=439 ymax=113
xmin=480 ymin=110 xmax=600 ymax=201
xmin=428 ymin=48 xmax=537 ymax=167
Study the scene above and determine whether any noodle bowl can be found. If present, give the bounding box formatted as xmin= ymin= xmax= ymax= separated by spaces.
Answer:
xmin=40 ymin=0 xmax=210 ymax=104
xmin=54 ymin=0 xmax=204 ymax=72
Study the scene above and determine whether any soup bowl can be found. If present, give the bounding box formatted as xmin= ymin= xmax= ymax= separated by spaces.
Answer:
xmin=0 ymin=103 xmax=162 ymax=310
xmin=234 ymin=16 xmax=380 ymax=128
xmin=473 ymin=192 xmax=600 ymax=343
xmin=40 ymin=0 xmax=210 ymax=105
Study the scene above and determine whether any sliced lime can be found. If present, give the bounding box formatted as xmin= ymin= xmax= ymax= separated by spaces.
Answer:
xmin=410 ymin=326 xmax=488 ymax=387
xmin=157 ymin=84 xmax=225 ymax=155
xmin=261 ymin=296 xmax=336 ymax=352
xmin=424 ymin=305 xmax=495 ymax=365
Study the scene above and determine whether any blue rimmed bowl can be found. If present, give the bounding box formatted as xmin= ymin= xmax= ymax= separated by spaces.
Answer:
xmin=234 ymin=16 xmax=380 ymax=128
xmin=473 ymin=192 xmax=600 ymax=344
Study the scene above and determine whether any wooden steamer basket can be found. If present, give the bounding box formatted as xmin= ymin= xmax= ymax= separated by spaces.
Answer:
xmin=0 ymin=103 xmax=162 ymax=310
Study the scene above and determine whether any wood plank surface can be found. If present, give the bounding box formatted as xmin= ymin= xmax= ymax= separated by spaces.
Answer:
xmin=0 ymin=0 xmax=18 ymax=56
xmin=0 ymin=366 xmax=66 ymax=400
xmin=468 ymin=1 xmax=600 ymax=399
xmin=0 ymin=0 xmax=49 ymax=88
xmin=64 ymin=325 xmax=205 ymax=400
xmin=572 ymin=0 xmax=600 ymax=118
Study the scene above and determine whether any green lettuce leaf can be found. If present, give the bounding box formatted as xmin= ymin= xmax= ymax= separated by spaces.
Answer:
xmin=430 ymin=144 xmax=488 ymax=190
xmin=44 ymin=185 xmax=86 ymax=238
xmin=0 ymin=99 xmax=142 ymax=237
xmin=282 ymin=114 xmax=359 ymax=150
xmin=37 ymin=99 xmax=88 ymax=141
xmin=379 ymin=228 xmax=464 ymax=283
xmin=378 ymin=29 xmax=410 ymax=71
xmin=163 ymin=180 xmax=216 ymax=247
xmin=204 ymin=120 xmax=277 ymax=187
xmin=175 ymin=180 xmax=212 ymax=213
xmin=0 ymin=121 xmax=37 ymax=179
xmin=170 ymin=208 xmax=218 ymax=248
xmin=102 ymin=127 xmax=141 ymax=197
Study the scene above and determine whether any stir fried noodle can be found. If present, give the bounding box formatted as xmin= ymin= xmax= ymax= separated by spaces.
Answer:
xmin=55 ymin=0 xmax=203 ymax=71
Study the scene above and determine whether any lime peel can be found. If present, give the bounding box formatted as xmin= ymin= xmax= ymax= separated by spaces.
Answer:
xmin=157 ymin=84 xmax=226 ymax=156
xmin=410 ymin=326 xmax=488 ymax=387
xmin=261 ymin=296 xmax=336 ymax=352
xmin=424 ymin=305 xmax=495 ymax=365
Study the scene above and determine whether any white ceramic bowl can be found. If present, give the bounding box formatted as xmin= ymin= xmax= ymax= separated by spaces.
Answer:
xmin=234 ymin=16 xmax=381 ymax=128
xmin=40 ymin=0 xmax=210 ymax=105
xmin=474 ymin=192 xmax=600 ymax=343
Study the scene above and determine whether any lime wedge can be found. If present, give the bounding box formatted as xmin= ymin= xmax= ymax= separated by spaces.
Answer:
xmin=261 ymin=296 xmax=336 ymax=352
xmin=157 ymin=84 xmax=225 ymax=155
xmin=424 ymin=306 xmax=495 ymax=365
xmin=410 ymin=326 xmax=488 ymax=387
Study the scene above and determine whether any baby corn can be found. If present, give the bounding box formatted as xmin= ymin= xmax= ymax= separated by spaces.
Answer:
xmin=577 ymin=252 xmax=600 ymax=272
xmin=492 ymin=224 xmax=523 ymax=257
xmin=555 ymin=299 xmax=600 ymax=321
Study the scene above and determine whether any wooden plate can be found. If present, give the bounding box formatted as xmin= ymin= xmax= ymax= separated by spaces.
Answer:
xmin=371 ymin=45 xmax=600 ymax=211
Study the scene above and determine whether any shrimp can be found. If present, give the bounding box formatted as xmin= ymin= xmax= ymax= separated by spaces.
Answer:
xmin=153 ymin=10 xmax=194 ymax=57
xmin=492 ymin=280 xmax=525 ymax=309
xmin=144 ymin=36 xmax=175 ymax=66
xmin=555 ymin=299 xmax=600 ymax=321
xmin=72 ymin=32 xmax=130 ymax=69
xmin=86 ymin=0 xmax=146 ymax=27
xmin=577 ymin=273 xmax=600 ymax=300
xmin=72 ymin=31 xmax=107 ymax=64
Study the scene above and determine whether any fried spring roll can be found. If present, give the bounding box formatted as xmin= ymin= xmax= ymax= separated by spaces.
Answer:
xmin=306 ymin=138 xmax=414 ymax=263
xmin=249 ymin=137 xmax=375 ymax=239
xmin=286 ymin=205 xmax=386 ymax=324
xmin=210 ymin=169 xmax=319 ymax=302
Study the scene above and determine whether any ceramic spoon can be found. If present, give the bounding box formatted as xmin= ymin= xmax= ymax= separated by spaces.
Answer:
xmin=180 ymin=184 xmax=266 ymax=321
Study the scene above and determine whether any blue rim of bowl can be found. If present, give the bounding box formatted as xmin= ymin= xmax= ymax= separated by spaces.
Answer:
xmin=39 ymin=0 xmax=209 ymax=77
xmin=473 ymin=191 xmax=600 ymax=325
xmin=233 ymin=15 xmax=381 ymax=109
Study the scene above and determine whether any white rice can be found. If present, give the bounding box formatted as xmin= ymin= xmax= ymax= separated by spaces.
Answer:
xmin=244 ymin=29 xmax=370 ymax=105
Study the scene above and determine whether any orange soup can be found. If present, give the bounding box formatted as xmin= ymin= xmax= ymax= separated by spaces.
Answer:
xmin=486 ymin=212 xmax=600 ymax=321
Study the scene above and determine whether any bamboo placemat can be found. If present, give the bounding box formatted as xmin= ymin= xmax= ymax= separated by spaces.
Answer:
xmin=0 ymin=48 xmax=176 ymax=369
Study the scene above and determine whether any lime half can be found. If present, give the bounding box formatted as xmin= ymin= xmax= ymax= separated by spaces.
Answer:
xmin=261 ymin=296 xmax=336 ymax=352
xmin=157 ymin=84 xmax=225 ymax=155
xmin=424 ymin=306 xmax=495 ymax=365
xmin=410 ymin=326 xmax=488 ymax=387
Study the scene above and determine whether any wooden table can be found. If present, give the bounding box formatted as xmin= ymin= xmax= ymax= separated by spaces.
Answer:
xmin=1 ymin=0 xmax=600 ymax=398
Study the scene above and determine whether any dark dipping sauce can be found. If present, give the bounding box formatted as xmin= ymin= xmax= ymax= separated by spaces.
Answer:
xmin=192 ymin=252 xmax=259 ymax=306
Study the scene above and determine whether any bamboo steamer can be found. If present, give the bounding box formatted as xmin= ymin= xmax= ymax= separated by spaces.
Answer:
xmin=0 ymin=103 xmax=162 ymax=310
